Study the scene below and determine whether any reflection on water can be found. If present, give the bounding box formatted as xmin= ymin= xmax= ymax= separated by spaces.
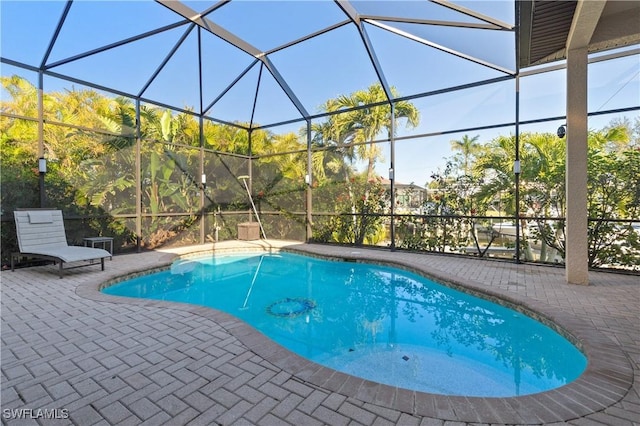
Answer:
xmin=104 ymin=252 xmax=587 ymax=397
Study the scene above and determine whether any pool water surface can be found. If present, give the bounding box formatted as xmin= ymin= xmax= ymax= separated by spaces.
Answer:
xmin=102 ymin=252 xmax=587 ymax=397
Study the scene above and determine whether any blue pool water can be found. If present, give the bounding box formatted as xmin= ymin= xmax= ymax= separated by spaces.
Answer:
xmin=103 ymin=252 xmax=587 ymax=397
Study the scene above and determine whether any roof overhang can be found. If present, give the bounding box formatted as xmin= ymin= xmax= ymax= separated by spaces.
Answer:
xmin=518 ymin=0 xmax=640 ymax=68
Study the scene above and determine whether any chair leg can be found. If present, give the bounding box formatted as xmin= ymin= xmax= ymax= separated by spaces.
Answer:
xmin=101 ymin=257 xmax=105 ymax=271
xmin=59 ymin=262 xmax=64 ymax=279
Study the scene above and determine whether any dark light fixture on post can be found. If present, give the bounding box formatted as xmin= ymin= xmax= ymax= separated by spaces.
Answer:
xmin=38 ymin=157 xmax=47 ymax=207
xmin=557 ymin=124 xmax=567 ymax=138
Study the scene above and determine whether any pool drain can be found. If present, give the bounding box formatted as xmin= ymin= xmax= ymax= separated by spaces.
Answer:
xmin=266 ymin=298 xmax=316 ymax=318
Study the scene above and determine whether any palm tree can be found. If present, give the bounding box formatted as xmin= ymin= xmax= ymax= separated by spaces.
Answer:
xmin=318 ymin=83 xmax=420 ymax=179
xmin=203 ymin=121 xmax=250 ymax=155
xmin=450 ymin=134 xmax=480 ymax=176
xmin=310 ymin=108 xmax=358 ymax=185
xmin=474 ymin=134 xmax=517 ymax=213
xmin=1 ymin=75 xmax=39 ymax=118
xmin=590 ymin=123 xmax=630 ymax=153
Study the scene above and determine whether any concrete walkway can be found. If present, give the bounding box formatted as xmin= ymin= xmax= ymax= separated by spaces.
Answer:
xmin=2 ymin=241 xmax=638 ymax=425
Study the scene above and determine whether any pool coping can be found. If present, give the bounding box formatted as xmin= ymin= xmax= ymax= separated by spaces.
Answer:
xmin=78 ymin=244 xmax=634 ymax=424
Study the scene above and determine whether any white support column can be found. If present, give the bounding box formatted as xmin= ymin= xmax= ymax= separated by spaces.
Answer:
xmin=563 ymin=0 xmax=605 ymax=285
xmin=565 ymin=46 xmax=589 ymax=285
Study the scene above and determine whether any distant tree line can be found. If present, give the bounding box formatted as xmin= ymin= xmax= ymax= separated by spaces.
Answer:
xmin=2 ymin=75 xmax=638 ymax=270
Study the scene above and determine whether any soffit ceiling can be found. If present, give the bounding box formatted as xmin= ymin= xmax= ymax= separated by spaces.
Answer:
xmin=518 ymin=0 xmax=640 ymax=68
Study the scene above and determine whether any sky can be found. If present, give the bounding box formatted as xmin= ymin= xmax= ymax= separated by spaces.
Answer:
xmin=1 ymin=0 xmax=639 ymax=186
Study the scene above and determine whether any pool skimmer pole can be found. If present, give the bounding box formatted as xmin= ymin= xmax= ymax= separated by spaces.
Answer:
xmin=238 ymin=175 xmax=266 ymax=239
xmin=240 ymin=255 xmax=264 ymax=310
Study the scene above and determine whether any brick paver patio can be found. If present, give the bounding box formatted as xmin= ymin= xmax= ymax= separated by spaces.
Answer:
xmin=2 ymin=240 xmax=638 ymax=425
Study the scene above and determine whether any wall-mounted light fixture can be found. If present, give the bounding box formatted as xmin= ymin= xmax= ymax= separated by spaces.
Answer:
xmin=557 ymin=124 xmax=567 ymax=138
xmin=38 ymin=157 xmax=47 ymax=207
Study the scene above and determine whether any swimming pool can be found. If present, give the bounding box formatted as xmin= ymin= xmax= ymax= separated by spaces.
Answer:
xmin=102 ymin=251 xmax=587 ymax=397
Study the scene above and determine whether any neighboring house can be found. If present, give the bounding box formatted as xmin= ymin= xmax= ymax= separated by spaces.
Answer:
xmin=378 ymin=177 xmax=427 ymax=214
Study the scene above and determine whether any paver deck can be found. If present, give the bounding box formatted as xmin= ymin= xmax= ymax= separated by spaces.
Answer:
xmin=2 ymin=240 xmax=639 ymax=425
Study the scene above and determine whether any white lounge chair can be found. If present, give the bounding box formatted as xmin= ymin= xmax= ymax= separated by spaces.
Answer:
xmin=12 ymin=210 xmax=111 ymax=278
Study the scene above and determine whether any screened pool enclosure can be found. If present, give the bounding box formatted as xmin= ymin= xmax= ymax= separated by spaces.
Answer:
xmin=1 ymin=1 xmax=639 ymax=278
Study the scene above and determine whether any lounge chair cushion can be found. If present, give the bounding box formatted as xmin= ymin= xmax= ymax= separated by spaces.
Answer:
xmin=22 ymin=245 xmax=110 ymax=263
xmin=27 ymin=210 xmax=54 ymax=224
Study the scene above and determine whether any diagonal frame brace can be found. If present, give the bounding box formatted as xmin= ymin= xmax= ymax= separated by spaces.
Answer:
xmin=157 ymin=0 xmax=309 ymax=121
xmin=334 ymin=0 xmax=393 ymax=102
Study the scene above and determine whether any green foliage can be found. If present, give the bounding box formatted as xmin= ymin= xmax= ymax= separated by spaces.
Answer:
xmin=585 ymin=148 xmax=640 ymax=268
xmin=313 ymin=176 xmax=388 ymax=246
xmin=0 ymin=75 xmax=314 ymax=255
xmin=312 ymin=83 xmax=420 ymax=181
xmin=396 ymin=162 xmax=495 ymax=254
xmin=441 ymin=128 xmax=640 ymax=269
xmin=1 ymin=74 xmax=638 ymax=272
